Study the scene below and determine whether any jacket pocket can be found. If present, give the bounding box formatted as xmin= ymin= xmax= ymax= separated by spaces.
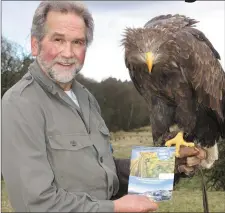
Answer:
xmin=46 ymin=134 xmax=104 ymax=193
xmin=47 ymin=134 xmax=93 ymax=151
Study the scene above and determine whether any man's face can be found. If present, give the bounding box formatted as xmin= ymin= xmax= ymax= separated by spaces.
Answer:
xmin=32 ymin=11 xmax=87 ymax=83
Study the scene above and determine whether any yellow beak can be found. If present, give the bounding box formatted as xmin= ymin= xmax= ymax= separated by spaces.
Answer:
xmin=145 ymin=52 xmax=154 ymax=73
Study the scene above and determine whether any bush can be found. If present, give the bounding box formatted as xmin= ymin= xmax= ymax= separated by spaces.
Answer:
xmin=205 ymin=138 xmax=225 ymax=191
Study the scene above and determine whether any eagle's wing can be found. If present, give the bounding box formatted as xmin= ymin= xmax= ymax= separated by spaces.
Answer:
xmin=144 ymin=14 xmax=198 ymax=30
xmin=186 ymin=27 xmax=221 ymax=59
xmin=175 ymin=27 xmax=225 ymax=119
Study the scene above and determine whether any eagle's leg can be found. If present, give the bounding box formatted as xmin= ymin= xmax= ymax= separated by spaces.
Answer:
xmin=165 ymin=131 xmax=195 ymax=157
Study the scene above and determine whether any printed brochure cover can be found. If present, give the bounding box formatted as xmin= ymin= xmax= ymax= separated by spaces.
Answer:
xmin=128 ymin=146 xmax=176 ymax=202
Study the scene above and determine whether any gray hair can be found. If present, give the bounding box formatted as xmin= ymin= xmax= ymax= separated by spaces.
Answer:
xmin=31 ymin=1 xmax=94 ymax=46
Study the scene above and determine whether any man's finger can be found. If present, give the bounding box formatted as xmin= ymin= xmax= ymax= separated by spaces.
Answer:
xmin=178 ymin=146 xmax=200 ymax=158
xmin=145 ymin=198 xmax=159 ymax=211
xmin=196 ymin=147 xmax=207 ymax=160
xmin=186 ymin=156 xmax=201 ymax=167
xmin=176 ymin=157 xmax=186 ymax=164
xmin=177 ymin=164 xmax=195 ymax=174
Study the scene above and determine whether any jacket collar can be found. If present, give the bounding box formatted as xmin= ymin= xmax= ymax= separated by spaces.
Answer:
xmin=28 ymin=59 xmax=69 ymax=95
xmin=28 ymin=59 xmax=91 ymax=133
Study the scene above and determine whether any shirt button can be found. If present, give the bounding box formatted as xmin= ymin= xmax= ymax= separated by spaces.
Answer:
xmin=25 ymin=75 xmax=32 ymax=80
xmin=109 ymin=185 xmax=113 ymax=191
xmin=70 ymin=140 xmax=77 ymax=146
xmin=100 ymin=156 xmax=103 ymax=163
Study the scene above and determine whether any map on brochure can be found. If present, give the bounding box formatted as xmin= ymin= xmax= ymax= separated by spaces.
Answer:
xmin=128 ymin=146 xmax=176 ymax=202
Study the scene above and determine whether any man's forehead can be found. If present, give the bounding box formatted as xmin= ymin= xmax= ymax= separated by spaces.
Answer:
xmin=45 ymin=10 xmax=86 ymax=31
xmin=50 ymin=31 xmax=86 ymax=41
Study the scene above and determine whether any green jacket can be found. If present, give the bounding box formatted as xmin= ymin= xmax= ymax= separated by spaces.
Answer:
xmin=2 ymin=60 xmax=130 ymax=212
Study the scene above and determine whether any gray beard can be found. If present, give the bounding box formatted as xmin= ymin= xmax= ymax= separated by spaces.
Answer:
xmin=37 ymin=56 xmax=83 ymax=83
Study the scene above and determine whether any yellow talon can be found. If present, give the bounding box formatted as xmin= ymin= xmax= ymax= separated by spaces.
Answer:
xmin=165 ymin=131 xmax=195 ymax=157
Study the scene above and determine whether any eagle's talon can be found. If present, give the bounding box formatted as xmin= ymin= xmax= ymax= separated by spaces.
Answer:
xmin=165 ymin=131 xmax=195 ymax=157
xmin=175 ymin=150 xmax=180 ymax=158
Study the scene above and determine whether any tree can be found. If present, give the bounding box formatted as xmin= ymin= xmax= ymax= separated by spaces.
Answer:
xmin=1 ymin=36 xmax=34 ymax=97
xmin=76 ymin=75 xmax=150 ymax=131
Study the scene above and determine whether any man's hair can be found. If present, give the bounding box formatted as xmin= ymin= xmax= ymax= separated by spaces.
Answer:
xmin=31 ymin=1 xmax=94 ymax=46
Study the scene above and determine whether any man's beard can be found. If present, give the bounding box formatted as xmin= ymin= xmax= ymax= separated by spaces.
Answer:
xmin=37 ymin=55 xmax=83 ymax=84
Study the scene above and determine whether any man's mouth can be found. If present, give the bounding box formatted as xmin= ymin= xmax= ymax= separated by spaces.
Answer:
xmin=56 ymin=62 xmax=75 ymax=67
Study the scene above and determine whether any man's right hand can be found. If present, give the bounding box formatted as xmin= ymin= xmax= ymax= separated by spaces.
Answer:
xmin=113 ymin=194 xmax=158 ymax=212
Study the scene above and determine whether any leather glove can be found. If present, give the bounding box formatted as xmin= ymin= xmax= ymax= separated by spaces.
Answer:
xmin=175 ymin=146 xmax=207 ymax=176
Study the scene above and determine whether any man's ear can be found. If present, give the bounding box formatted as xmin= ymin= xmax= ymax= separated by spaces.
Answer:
xmin=31 ymin=36 xmax=39 ymax=56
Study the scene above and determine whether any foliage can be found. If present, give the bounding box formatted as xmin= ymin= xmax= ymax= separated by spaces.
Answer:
xmin=205 ymin=138 xmax=225 ymax=191
xmin=77 ymin=75 xmax=149 ymax=131
xmin=1 ymin=36 xmax=34 ymax=97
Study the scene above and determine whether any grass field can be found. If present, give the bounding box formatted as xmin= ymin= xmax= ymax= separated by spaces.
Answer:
xmin=1 ymin=126 xmax=225 ymax=212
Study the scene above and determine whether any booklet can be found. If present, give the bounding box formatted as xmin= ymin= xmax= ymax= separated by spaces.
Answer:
xmin=128 ymin=146 xmax=176 ymax=202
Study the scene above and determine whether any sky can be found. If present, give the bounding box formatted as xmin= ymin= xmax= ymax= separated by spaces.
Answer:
xmin=2 ymin=1 xmax=225 ymax=82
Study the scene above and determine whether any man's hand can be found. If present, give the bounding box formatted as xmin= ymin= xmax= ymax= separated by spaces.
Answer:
xmin=175 ymin=146 xmax=207 ymax=175
xmin=113 ymin=194 xmax=158 ymax=212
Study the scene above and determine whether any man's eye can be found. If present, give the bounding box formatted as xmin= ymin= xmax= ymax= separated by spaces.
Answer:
xmin=55 ymin=38 xmax=63 ymax=42
xmin=73 ymin=40 xmax=85 ymax=45
xmin=73 ymin=40 xmax=80 ymax=44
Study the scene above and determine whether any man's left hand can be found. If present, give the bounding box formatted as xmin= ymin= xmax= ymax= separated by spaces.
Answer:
xmin=175 ymin=146 xmax=207 ymax=176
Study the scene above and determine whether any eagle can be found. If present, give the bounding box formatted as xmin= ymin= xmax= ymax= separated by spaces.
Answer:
xmin=121 ymin=14 xmax=225 ymax=167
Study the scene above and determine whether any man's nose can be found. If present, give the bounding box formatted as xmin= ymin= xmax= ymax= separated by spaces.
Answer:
xmin=61 ymin=42 xmax=74 ymax=58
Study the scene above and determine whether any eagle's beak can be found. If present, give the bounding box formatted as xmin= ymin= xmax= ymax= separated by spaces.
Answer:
xmin=145 ymin=52 xmax=154 ymax=73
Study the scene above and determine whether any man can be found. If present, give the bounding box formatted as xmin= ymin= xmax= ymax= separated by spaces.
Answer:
xmin=2 ymin=1 xmax=208 ymax=212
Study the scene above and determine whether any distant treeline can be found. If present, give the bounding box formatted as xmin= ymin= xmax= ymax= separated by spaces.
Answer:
xmin=1 ymin=36 xmax=150 ymax=132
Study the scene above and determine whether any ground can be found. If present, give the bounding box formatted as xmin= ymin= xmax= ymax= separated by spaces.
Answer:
xmin=1 ymin=126 xmax=225 ymax=212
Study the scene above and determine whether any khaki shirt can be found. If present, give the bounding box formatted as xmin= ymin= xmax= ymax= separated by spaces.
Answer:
xmin=2 ymin=60 xmax=120 ymax=212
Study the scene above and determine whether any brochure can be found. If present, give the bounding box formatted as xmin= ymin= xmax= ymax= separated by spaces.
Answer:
xmin=128 ymin=146 xmax=176 ymax=202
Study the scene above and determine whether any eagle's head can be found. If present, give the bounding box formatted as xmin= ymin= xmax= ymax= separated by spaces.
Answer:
xmin=121 ymin=27 xmax=173 ymax=73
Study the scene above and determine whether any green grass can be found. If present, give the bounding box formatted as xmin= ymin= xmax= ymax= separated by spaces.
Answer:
xmin=157 ymin=191 xmax=225 ymax=212
xmin=1 ymin=181 xmax=13 ymax=212
xmin=1 ymin=126 xmax=225 ymax=212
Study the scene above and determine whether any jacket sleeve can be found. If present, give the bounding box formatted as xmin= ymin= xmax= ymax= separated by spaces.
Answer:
xmin=1 ymin=96 xmax=114 ymax=212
